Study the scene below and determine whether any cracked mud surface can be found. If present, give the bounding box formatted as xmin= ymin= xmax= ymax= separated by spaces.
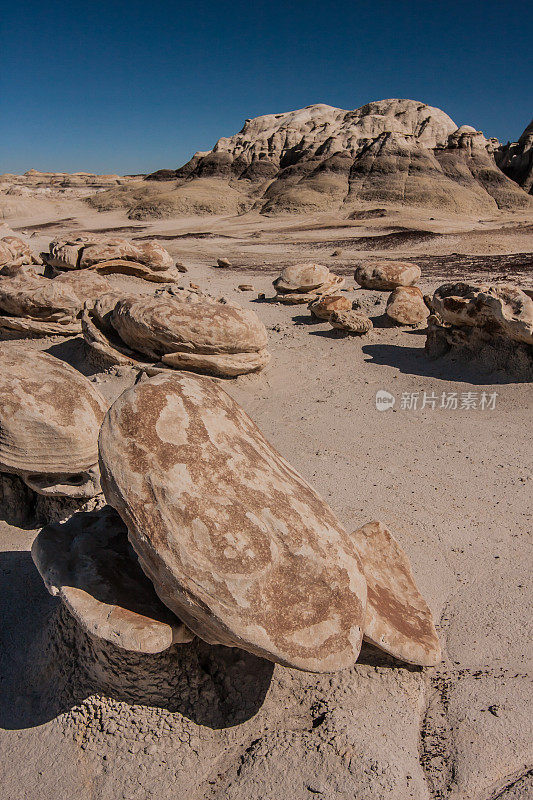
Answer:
xmin=1 ymin=204 xmax=532 ymax=799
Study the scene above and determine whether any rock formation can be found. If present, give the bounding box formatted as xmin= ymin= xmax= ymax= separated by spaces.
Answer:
xmin=426 ymin=282 xmax=533 ymax=378
xmin=386 ymin=286 xmax=429 ymax=326
xmin=32 ymin=507 xmax=194 ymax=653
xmin=0 ymin=234 xmax=42 ymax=268
xmin=273 ymin=263 xmax=344 ymax=303
xmin=88 ymin=100 xmax=533 ymax=217
xmin=431 ymin=282 xmax=533 ymax=344
xmin=82 ymin=288 xmax=270 ymax=377
xmin=0 ymin=266 xmax=113 ymax=337
xmin=43 ymin=236 xmax=181 ymax=283
xmin=495 ymin=120 xmax=533 ymax=194
xmin=98 ymin=372 xmax=369 ymax=672
xmin=0 ymin=344 xmax=106 ymax=502
xmin=355 ymin=261 xmax=421 ymax=291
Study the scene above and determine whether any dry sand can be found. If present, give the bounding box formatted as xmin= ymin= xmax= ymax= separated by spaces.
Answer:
xmin=0 ymin=198 xmax=532 ymax=800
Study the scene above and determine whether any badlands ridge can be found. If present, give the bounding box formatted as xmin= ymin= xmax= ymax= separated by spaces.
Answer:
xmin=83 ymin=99 xmax=533 ymax=218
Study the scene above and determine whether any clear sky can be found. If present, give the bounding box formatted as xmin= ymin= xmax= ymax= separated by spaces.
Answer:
xmin=2 ymin=0 xmax=532 ymax=175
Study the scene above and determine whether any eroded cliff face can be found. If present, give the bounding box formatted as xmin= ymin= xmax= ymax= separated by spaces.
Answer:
xmin=496 ymin=120 xmax=533 ymax=195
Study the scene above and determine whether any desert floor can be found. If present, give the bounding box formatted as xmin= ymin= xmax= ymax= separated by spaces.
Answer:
xmin=0 ymin=200 xmax=532 ymax=800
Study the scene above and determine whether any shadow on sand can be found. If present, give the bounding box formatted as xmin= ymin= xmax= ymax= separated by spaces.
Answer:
xmin=361 ymin=340 xmax=521 ymax=385
xmin=0 ymin=550 xmax=274 ymax=731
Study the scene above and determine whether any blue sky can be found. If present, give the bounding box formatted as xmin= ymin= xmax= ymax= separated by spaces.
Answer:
xmin=1 ymin=0 xmax=532 ymax=174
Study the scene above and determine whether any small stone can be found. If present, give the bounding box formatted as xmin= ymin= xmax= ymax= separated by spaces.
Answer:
xmin=308 ymin=294 xmax=352 ymax=320
xmin=386 ymin=286 xmax=429 ymax=326
xmin=329 ymin=310 xmax=372 ymax=334
xmin=216 ymin=258 xmax=231 ymax=268
xmin=175 ymin=261 xmax=188 ymax=273
xmin=237 ymin=284 xmax=254 ymax=291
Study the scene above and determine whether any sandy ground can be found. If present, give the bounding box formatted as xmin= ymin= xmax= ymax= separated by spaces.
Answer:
xmin=0 ymin=199 xmax=532 ymax=800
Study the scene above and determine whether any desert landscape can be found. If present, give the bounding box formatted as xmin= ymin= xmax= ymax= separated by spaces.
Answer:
xmin=0 ymin=98 xmax=532 ymax=800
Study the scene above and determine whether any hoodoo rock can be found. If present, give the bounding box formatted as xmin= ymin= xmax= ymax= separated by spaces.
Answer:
xmin=351 ymin=522 xmax=441 ymax=666
xmin=32 ymin=507 xmax=194 ymax=653
xmin=43 ymin=235 xmax=181 ymax=283
xmin=98 ymin=372 xmax=368 ymax=672
xmin=386 ymin=286 xmax=429 ymax=326
xmin=431 ymin=282 xmax=533 ymax=344
xmin=82 ymin=288 xmax=270 ymax=377
xmin=0 ymin=344 xmax=106 ymax=498
xmin=355 ymin=261 xmax=421 ymax=291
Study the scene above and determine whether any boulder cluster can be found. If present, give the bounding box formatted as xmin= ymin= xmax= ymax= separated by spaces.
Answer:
xmin=270 ymin=259 xmax=428 ymax=333
xmin=42 ymin=235 xmax=183 ymax=283
xmin=0 ymin=234 xmax=271 ymax=377
xmin=355 ymin=260 xmax=429 ymax=327
xmin=29 ymin=371 xmax=441 ymax=673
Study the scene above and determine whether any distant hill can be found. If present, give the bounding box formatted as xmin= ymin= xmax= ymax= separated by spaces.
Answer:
xmin=87 ymin=99 xmax=533 ymax=218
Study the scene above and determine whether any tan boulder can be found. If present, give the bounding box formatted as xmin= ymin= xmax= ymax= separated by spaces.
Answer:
xmin=273 ymin=263 xmax=345 ymax=303
xmin=0 ymin=267 xmax=112 ymax=337
xmin=31 ymin=507 xmax=194 ymax=653
xmin=431 ymin=282 xmax=533 ymax=344
xmin=0 ymin=344 xmax=106 ymax=498
xmin=43 ymin=235 xmax=180 ymax=283
xmin=355 ymin=261 xmax=421 ymax=291
xmin=308 ymin=294 xmax=352 ymax=320
xmin=351 ymin=522 xmax=441 ymax=666
xmin=386 ymin=286 xmax=430 ymax=325
xmin=82 ymin=288 xmax=270 ymax=377
xmin=330 ymin=310 xmax=373 ymax=334
xmin=0 ymin=235 xmax=42 ymax=269
xmin=99 ymin=372 xmax=368 ymax=672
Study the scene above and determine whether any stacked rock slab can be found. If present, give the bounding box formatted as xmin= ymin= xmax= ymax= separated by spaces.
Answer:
xmin=386 ymin=286 xmax=429 ymax=326
xmin=82 ymin=288 xmax=270 ymax=377
xmin=0 ymin=344 xmax=106 ymax=501
xmin=355 ymin=261 xmax=421 ymax=291
xmin=43 ymin=235 xmax=181 ymax=283
xmin=98 ymin=372 xmax=369 ymax=672
xmin=0 ymin=265 xmax=113 ymax=336
xmin=95 ymin=373 xmax=440 ymax=671
xmin=32 ymin=507 xmax=194 ymax=653
xmin=273 ymin=263 xmax=344 ymax=303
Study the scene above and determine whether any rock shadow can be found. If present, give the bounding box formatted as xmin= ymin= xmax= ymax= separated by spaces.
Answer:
xmin=45 ymin=336 xmax=97 ymax=377
xmin=0 ymin=550 xmax=273 ymax=731
xmin=361 ymin=343 xmax=523 ymax=385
